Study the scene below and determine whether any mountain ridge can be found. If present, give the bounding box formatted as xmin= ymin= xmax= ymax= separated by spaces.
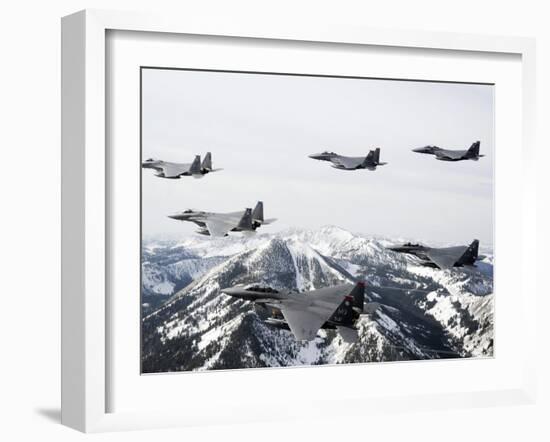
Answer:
xmin=141 ymin=226 xmax=493 ymax=372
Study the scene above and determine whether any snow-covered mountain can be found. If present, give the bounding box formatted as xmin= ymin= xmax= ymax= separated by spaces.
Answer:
xmin=141 ymin=226 xmax=494 ymax=372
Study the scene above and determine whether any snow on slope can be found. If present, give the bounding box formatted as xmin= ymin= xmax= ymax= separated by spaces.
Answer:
xmin=141 ymin=226 xmax=494 ymax=372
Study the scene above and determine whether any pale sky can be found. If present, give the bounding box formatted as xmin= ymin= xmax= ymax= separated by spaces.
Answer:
xmin=141 ymin=68 xmax=494 ymax=246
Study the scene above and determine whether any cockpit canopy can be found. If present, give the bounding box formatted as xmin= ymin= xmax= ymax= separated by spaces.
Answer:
xmin=246 ymin=286 xmax=279 ymax=294
xmin=145 ymin=158 xmax=155 ymax=162
xmin=403 ymin=242 xmax=421 ymax=247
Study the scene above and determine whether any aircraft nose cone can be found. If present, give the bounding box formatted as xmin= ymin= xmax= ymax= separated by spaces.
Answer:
xmin=220 ymin=287 xmax=239 ymax=296
xmin=309 ymin=153 xmax=324 ymax=160
xmin=412 ymin=147 xmax=424 ymax=153
xmin=167 ymin=213 xmax=181 ymax=220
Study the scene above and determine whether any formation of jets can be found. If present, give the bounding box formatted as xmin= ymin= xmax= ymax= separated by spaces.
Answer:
xmin=307 ymin=141 xmax=483 ymax=170
xmin=386 ymin=239 xmax=483 ymax=270
xmin=142 ymin=141 xmax=483 ymax=182
xmin=143 ymin=140 xmax=487 ymax=343
xmin=168 ymin=201 xmax=276 ymax=237
xmin=219 ymin=237 xmax=485 ymax=342
xmin=222 ymin=281 xmax=378 ymax=342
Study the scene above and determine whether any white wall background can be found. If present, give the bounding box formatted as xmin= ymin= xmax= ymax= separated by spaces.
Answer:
xmin=0 ymin=1 xmax=547 ymax=441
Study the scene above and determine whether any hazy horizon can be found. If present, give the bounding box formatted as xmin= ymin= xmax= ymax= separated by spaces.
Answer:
xmin=142 ymin=68 xmax=494 ymax=246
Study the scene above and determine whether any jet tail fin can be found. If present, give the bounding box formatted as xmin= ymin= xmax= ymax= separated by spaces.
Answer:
xmin=374 ymin=147 xmax=381 ymax=164
xmin=201 ymin=152 xmax=212 ymax=171
xmin=237 ymin=208 xmax=254 ymax=230
xmin=349 ymin=281 xmax=365 ymax=313
xmin=457 ymin=239 xmax=479 ymax=266
xmin=252 ymin=201 xmax=264 ymax=223
xmin=329 ymin=281 xmax=365 ymax=327
xmin=190 ymin=155 xmax=201 ymax=174
xmin=362 ymin=150 xmax=376 ymax=167
xmin=466 ymin=141 xmax=481 ymax=158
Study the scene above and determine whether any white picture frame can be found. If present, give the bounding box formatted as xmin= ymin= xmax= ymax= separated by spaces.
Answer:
xmin=61 ymin=9 xmax=537 ymax=433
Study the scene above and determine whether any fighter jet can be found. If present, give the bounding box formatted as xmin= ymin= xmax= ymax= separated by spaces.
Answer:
xmin=308 ymin=148 xmax=387 ymax=171
xmin=387 ymin=239 xmax=483 ymax=270
xmin=222 ymin=281 xmax=374 ymax=342
xmin=168 ymin=201 xmax=276 ymax=237
xmin=412 ymin=141 xmax=484 ymax=162
xmin=141 ymin=152 xmax=222 ymax=178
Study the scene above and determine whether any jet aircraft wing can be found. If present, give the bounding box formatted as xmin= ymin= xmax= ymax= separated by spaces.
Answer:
xmin=434 ymin=149 xmax=467 ymax=161
xmin=204 ymin=215 xmax=238 ymax=237
xmin=279 ymin=284 xmax=351 ymax=340
xmin=161 ymin=162 xmax=191 ymax=178
xmin=279 ymin=308 xmax=330 ymax=341
xmin=425 ymin=245 xmax=468 ymax=269
xmin=330 ymin=156 xmax=363 ymax=169
xmin=336 ymin=326 xmax=359 ymax=343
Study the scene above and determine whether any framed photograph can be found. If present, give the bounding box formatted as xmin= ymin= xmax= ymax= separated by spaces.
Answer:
xmin=61 ymin=9 xmax=537 ymax=432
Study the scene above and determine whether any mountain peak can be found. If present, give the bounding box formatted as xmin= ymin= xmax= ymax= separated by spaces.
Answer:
xmin=276 ymin=225 xmax=356 ymax=239
xmin=142 ymin=224 xmax=494 ymax=373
